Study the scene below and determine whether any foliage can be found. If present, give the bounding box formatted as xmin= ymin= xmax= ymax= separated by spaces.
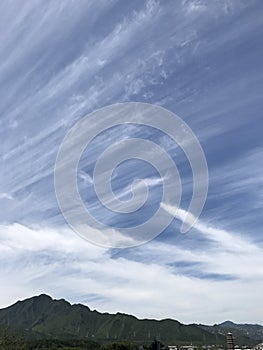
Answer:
xmin=0 ymin=325 xmax=25 ymax=349
xmin=100 ymin=341 xmax=135 ymax=350
xmin=148 ymin=339 xmax=164 ymax=350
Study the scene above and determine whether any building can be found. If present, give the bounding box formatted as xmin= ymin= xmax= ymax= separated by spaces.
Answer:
xmin=254 ymin=344 xmax=263 ymax=350
xmin=168 ymin=346 xmax=178 ymax=350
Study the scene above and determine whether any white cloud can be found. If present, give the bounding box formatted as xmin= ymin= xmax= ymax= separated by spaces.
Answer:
xmin=0 ymin=193 xmax=14 ymax=200
xmin=161 ymin=203 xmax=263 ymax=280
xmin=0 ymin=0 xmax=262 ymax=327
xmin=0 ymin=222 xmax=263 ymax=324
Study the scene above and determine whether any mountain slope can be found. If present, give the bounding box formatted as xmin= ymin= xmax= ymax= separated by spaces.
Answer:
xmin=0 ymin=294 xmax=225 ymax=345
xmin=218 ymin=321 xmax=263 ymax=341
xmin=198 ymin=321 xmax=263 ymax=345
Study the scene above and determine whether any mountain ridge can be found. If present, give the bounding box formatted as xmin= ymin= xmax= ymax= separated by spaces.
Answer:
xmin=0 ymin=294 xmax=261 ymax=345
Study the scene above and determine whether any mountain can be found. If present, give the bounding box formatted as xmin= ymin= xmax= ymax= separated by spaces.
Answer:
xmin=198 ymin=321 xmax=263 ymax=345
xmin=218 ymin=321 xmax=263 ymax=341
xmin=0 ymin=295 xmax=261 ymax=347
xmin=0 ymin=294 xmax=225 ymax=345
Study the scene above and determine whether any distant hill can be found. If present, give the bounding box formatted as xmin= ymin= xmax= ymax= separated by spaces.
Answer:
xmin=218 ymin=321 xmax=263 ymax=341
xmin=0 ymin=295 xmax=261 ymax=346
xmin=198 ymin=321 xmax=263 ymax=345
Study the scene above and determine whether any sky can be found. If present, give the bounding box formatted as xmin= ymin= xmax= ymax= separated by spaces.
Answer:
xmin=0 ymin=0 xmax=263 ymax=325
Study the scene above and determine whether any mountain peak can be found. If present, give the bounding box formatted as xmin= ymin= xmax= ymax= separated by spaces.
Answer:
xmin=34 ymin=293 xmax=53 ymax=300
xmin=219 ymin=321 xmax=236 ymax=327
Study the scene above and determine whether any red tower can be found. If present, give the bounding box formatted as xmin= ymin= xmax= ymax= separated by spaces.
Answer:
xmin=226 ymin=332 xmax=234 ymax=350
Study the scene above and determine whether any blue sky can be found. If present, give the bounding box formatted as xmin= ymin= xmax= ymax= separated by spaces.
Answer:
xmin=0 ymin=0 xmax=263 ymax=324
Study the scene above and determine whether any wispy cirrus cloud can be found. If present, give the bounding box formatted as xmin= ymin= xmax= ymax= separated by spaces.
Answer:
xmin=0 ymin=0 xmax=263 ymax=324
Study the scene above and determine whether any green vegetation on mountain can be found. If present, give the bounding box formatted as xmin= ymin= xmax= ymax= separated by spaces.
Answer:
xmin=218 ymin=321 xmax=263 ymax=341
xmin=198 ymin=321 xmax=263 ymax=346
xmin=0 ymin=295 xmax=261 ymax=349
xmin=0 ymin=294 xmax=223 ymax=346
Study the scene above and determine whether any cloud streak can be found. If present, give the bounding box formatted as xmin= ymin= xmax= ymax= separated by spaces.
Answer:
xmin=0 ymin=0 xmax=263 ymax=323
xmin=1 ymin=222 xmax=263 ymax=324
